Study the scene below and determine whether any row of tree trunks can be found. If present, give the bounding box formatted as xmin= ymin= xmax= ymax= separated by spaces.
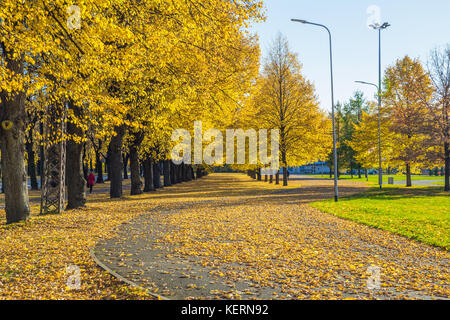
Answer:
xmin=250 ymin=168 xmax=288 ymax=187
xmin=196 ymin=166 xmax=207 ymax=179
xmin=140 ymin=160 xmax=200 ymax=193
xmin=0 ymin=61 xmax=204 ymax=224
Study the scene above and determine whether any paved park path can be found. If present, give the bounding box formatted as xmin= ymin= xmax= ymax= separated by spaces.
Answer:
xmin=93 ymin=174 xmax=449 ymax=300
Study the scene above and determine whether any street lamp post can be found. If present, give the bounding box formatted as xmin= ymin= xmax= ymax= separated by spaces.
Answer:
xmin=355 ymin=80 xmax=382 ymax=189
xmin=291 ymin=19 xmax=339 ymax=202
xmin=369 ymin=22 xmax=390 ymax=189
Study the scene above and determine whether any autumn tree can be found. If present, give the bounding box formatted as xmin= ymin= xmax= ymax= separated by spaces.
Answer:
xmin=383 ymin=56 xmax=436 ymax=186
xmin=252 ymin=34 xmax=332 ymax=186
xmin=427 ymin=45 xmax=450 ymax=191
xmin=350 ymin=102 xmax=400 ymax=171
xmin=0 ymin=0 xmax=265 ymax=222
xmin=339 ymin=92 xmax=368 ymax=178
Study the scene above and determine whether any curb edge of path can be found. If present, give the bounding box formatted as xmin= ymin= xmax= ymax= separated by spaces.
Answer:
xmin=90 ymin=245 xmax=171 ymax=300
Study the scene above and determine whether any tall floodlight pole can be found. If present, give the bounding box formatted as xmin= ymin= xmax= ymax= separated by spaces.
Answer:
xmin=355 ymin=80 xmax=382 ymax=189
xmin=369 ymin=22 xmax=390 ymax=189
xmin=291 ymin=19 xmax=339 ymax=202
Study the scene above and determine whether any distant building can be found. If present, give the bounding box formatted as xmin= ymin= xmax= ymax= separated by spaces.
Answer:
xmin=281 ymin=161 xmax=331 ymax=175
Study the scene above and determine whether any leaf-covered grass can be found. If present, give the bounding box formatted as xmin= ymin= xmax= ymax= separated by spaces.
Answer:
xmin=310 ymin=186 xmax=450 ymax=250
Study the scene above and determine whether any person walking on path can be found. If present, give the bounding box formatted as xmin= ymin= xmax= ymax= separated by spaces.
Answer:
xmin=87 ymin=171 xmax=96 ymax=194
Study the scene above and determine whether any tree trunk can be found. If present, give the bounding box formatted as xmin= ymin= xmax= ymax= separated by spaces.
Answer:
xmin=105 ymin=145 xmax=111 ymax=181
xmin=170 ymin=161 xmax=176 ymax=184
xmin=280 ymin=150 xmax=287 ymax=186
xmin=184 ymin=164 xmax=189 ymax=181
xmin=406 ymin=163 xmax=412 ymax=187
xmin=129 ymin=132 xmax=143 ymax=195
xmin=95 ymin=140 xmax=104 ymax=183
xmin=269 ymin=175 xmax=273 ymax=183
xmin=444 ymin=142 xmax=449 ymax=191
xmin=153 ymin=161 xmax=162 ymax=188
xmin=82 ymin=142 xmax=88 ymax=180
xmin=163 ymin=160 xmax=172 ymax=187
xmin=181 ymin=163 xmax=188 ymax=181
xmin=39 ymin=122 xmax=44 ymax=189
xmin=129 ymin=152 xmax=142 ymax=195
xmin=109 ymin=125 xmax=126 ymax=198
xmin=265 ymin=174 xmax=268 ymax=182
xmin=283 ymin=167 xmax=288 ymax=186
xmin=66 ymin=101 xmax=86 ymax=209
xmin=143 ymin=158 xmax=155 ymax=192
xmin=26 ymin=135 xmax=39 ymax=190
xmin=174 ymin=164 xmax=179 ymax=183
xmin=177 ymin=164 xmax=183 ymax=183
xmin=187 ymin=165 xmax=192 ymax=180
xmin=275 ymin=172 xmax=280 ymax=185
xmin=0 ymin=55 xmax=30 ymax=223
xmin=122 ymin=153 xmax=129 ymax=179
xmin=0 ymin=157 xmax=4 ymax=193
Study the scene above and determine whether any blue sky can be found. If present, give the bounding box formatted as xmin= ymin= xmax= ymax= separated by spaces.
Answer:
xmin=250 ymin=0 xmax=450 ymax=111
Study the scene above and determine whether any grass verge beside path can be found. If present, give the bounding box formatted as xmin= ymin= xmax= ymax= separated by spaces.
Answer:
xmin=311 ymin=186 xmax=450 ymax=250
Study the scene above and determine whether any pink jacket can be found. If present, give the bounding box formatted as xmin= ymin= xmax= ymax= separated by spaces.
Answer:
xmin=87 ymin=173 xmax=96 ymax=186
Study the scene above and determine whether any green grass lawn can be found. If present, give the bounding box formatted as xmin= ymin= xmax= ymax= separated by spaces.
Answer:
xmin=310 ymin=186 xmax=450 ymax=250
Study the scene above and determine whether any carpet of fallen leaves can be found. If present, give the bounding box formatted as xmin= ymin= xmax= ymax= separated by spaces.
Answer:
xmin=1 ymin=174 xmax=448 ymax=300
xmin=96 ymin=174 xmax=449 ymax=300
xmin=160 ymin=201 xmax=449 ymax=299
xmin=0 ymin=183 xmax=159 ymax=299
